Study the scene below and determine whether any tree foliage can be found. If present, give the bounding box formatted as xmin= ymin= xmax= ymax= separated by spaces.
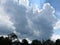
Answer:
xmin=0 ymin=33 xmax=60 ymax=45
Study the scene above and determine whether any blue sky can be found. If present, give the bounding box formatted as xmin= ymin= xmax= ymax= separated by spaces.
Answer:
xmin=29 ymin=0 xmax=60 ymax=12
xmin=29 ymin=0 xmax=60 ymax=38
xmin=29 ymin=0 xmax=46 ymax=8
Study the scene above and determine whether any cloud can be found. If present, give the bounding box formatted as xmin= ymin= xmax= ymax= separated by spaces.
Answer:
xmin=0 ymin=4 xmax=16 ymax=34
xmin=26 ymin=3 xmax=57 ymax=40
xmin=0 ymin=0 xmax=57 ymax=40
xmin=0 ymin=15 xmax=15 ymax=34
xmin=54 ymin=20 xmax=60 ymax=29
xmin=51 ymin=34 xmax=60 ymax=41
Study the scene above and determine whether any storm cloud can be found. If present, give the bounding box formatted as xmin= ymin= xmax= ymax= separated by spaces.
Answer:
xmin=0 ymin=0 xmax=57 ymax=40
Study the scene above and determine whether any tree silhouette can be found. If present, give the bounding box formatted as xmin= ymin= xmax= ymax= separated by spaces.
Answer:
xmin=0 ymin=36 xmax=12 ymax=45
xmin=0 ymin=36 xmax=4 ymax=45
xmin=22 ymin=39 xmax=29 ymax=45
xmin=55 ymin=39 xmax=60 ymax=45
xmin=8 ymin=33 xmax=18 ymax=40
xmin=12 ymin=39 xmax=21 ymax=45
xmin=31 ymin=40 xmax=42 ymax=45
xmin=42 ymin=39 xmax=54 ymax=45
xmin=4 ymin=37 xmax=12 ymax=45
xmin=0 ymin=33 xmax=60 ymax=45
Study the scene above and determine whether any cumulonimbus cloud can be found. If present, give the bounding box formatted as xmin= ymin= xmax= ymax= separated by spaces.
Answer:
xmin=0 ymin=0 xmax=57 ymax=40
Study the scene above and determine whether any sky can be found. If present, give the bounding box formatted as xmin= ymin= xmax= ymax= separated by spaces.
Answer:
xmin=0 ymin=0 xmax=60 ymax=42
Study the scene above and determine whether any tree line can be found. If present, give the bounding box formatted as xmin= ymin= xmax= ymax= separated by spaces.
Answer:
xmin=0 ymin=33 xmax=60 ymax=45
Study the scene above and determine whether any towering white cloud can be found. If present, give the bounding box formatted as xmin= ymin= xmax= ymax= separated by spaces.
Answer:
xmin=0 ymin=0 xmax=57 ymax=40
